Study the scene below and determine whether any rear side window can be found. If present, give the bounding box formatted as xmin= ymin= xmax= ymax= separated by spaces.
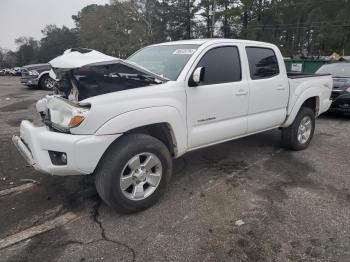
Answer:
xmin=196 ymin=46 xmax=241 ymax=85
xmin=246 ymin=47 xmax=279 ymax=79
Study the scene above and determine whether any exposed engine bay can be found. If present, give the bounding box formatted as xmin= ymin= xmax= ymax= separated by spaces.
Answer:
xmin=49 ymin=48 xmax=168 ymax=102
xmin=53 ymin=62 xmax=166 ymax=102
xmin=37 ymin=48 xmax=168 ymax=132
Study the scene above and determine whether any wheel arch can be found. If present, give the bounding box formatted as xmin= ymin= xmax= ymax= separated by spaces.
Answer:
xmin=124 ymin=123 xmax=178 ymax=157
xmin=302 ymin=96 xmax=319 ymax=115
xmin=282 ymin=92 xmax=320 ymax=128
xmin=95 ymin=106 xmax=187 ymax=157
xmin=38 ymin=71 xmax=50 ymax=82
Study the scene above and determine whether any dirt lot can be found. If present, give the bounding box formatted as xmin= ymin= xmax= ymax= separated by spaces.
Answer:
xmin=0 ymin=76 xmax=350 ymax=262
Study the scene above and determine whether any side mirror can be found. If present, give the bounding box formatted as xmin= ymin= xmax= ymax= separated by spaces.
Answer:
xmin=189 ymin=67 xmax=205 ymax=87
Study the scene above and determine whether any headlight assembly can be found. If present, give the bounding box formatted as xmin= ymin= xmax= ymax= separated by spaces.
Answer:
xmin=47 ymin=96 xmax=90 ymax=132
xmin=28 ymin=70 xmax=39 ymax=76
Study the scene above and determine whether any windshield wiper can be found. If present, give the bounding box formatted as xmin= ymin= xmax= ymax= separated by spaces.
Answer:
xmin=137 ymin=74 xmax=163 ymax=84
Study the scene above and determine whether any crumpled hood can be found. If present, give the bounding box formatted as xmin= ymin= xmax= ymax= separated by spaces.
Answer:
xmin=50 ymin=49 xmax=118 ymax=69
xmin=48 ymin=48 xmax=169 ymax=102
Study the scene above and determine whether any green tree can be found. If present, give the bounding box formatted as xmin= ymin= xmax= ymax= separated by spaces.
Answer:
xmin=73 ymin=3 xmax=149 ymax=58
xmin=7 ymin=0 xmax=350 ymax=64
xmin=39 ymin=25 xmax=79 ymax=62
xmin=15 ymin=37 xmax=39 ymax=66
xmin=129 ymin=0 xmax=167 ymax=43
xmin=162 ymin=0 xmax=198 ymax=40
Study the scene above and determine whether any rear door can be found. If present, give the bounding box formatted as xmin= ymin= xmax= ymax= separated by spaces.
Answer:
xmin=245 ymin=46 xmax=289 ymax=133
xmin=186 ymin=45 xmax=249 ymax=149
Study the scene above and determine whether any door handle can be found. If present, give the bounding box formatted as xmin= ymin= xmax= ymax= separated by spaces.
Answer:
xmin=276 ymin=85 xmax=286 ymax=91
xmin=235 ymin=90 xmax=248 ymax=96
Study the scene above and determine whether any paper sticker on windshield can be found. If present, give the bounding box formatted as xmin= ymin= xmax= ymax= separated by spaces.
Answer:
xmin=173 ymin=49 xmax=196 ymax=55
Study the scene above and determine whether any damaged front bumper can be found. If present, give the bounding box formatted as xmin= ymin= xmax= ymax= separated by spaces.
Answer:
xmin=12 ymin=120 xmax=121 ymax=176
xmin=20 ymin=76 xmax=39 ymax=86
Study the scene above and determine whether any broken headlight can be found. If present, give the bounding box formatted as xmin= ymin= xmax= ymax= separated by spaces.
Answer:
xmin=47 ymin=97 xmax=90 ymax=132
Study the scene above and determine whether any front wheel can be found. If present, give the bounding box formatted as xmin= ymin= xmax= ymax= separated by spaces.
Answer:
xmin=281 ymin=107 xmax=315 ymax=151
xmin=39 ymin=74 xmax=55 ymax=90
xmin=95 ymin=133 xmax=172 ymax=213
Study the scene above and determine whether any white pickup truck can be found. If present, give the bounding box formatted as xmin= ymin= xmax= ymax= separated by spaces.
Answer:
xmin=13 ymin=40 xmax=332 ymax=213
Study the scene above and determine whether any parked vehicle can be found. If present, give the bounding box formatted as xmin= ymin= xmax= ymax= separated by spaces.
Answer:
xmin=9 ymin=68 xmax=15 ymax=75
xmin=0 ymin=68 xmax=11 ymax=76
xmin=12 ymin=67 xmax=22 ymax=76
xmin=13 ymin=40 xmax=332 ymax=213
xmin=5 ymin=67 xmax=22 ymax=76
xmin=21 ymin=63 xmax=55 ymax=90
xmin=316 ymin=63 xmax=350 ymax=114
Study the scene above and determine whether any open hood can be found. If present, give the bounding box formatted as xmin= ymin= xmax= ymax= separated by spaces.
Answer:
xmin=49 ymin=48 xmax=169 ymax=102
xmin=49 ymin=48 xmax=168 ymax=82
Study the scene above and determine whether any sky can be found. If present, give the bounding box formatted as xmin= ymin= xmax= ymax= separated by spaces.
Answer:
xmin=0 ymin=0 xmax=110 ymax=51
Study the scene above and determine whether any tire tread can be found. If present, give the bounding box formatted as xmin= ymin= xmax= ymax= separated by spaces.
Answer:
xmin=95 ymin=133 xmax=172 ymax=213
xmin=281 ymin=106 xmax=315 ymax=151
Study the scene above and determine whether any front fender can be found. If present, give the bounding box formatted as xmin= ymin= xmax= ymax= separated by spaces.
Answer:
xmin=95 ymin=106 xmax=187 ymax=156
xmin=282 ymin=86 xmax=320 ymax=127
xmin=38 ymin=71 xmax=50 ymax=81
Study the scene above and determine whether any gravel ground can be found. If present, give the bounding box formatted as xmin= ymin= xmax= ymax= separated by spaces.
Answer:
xmin=0 ymin=76 xmax=349 ymax=262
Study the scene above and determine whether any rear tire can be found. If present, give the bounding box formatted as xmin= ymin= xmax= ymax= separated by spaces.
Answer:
xmin=281 ymin=107 xmax=315 ymax=151
xmin=95 ymin=133 xmax=172 ymax=213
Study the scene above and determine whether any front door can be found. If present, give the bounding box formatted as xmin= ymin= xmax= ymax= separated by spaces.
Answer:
xmin=186 ymin=45 xmax=249 ymax=149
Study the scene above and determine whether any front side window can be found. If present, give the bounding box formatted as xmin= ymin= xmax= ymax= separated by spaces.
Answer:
xmin=128 ymin=44 xmax=199 ymax=81
xmin=195 ymin=46 xmax=241 ymax=85
xmin=246 ymin=47 xmax=279 ymax=80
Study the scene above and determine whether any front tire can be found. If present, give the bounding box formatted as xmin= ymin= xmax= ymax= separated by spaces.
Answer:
xmin=281 ymin=107 xmax=315 ymax=151
xmin=95 ymin=133 xmax=172 ymax=213
xmin=39 ymin=74 xmax=55 ymax=90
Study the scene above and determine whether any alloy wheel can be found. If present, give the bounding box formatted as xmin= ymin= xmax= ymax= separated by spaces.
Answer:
xmin=120 ymin=152 xmax=162 ymax=201
xmin=44 ymin=77 xmax=55 ymax=90
xmin=297 ymin=116 xmax=312 ymax=144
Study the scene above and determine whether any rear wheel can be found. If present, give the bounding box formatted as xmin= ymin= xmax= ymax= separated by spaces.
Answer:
xmin=95 ymin=133 xmax=172 ymax=213
xmin=39 ymin=74 xmax=55 ymax=90
xmin=281 ymin=107 xmax=315 ymax=150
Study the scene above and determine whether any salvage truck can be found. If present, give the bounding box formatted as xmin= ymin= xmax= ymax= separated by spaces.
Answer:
xmin=12 ymin=40 xmax=332 ymax=213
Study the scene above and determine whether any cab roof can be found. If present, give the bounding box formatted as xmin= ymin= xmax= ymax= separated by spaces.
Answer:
xmin=152 ymin=38 xmax=276 ymax=48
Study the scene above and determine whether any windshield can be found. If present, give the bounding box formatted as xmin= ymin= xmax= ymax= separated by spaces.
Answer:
xmin=128 ymin=44 xmax=199 ymax=80
xmin=316 ymin=63 xmax=350 ymax=78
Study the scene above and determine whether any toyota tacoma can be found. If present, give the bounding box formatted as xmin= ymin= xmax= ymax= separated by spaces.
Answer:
xmin=13 ymin=40 xmax=332 ymax=213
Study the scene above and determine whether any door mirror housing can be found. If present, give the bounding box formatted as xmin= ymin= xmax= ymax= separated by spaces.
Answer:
xmin=189 ymin=67 xmax=205 ymax=87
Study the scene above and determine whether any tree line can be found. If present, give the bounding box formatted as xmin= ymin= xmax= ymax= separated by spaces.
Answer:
xmin=1 ymin=0 xmax=350 ymax=67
